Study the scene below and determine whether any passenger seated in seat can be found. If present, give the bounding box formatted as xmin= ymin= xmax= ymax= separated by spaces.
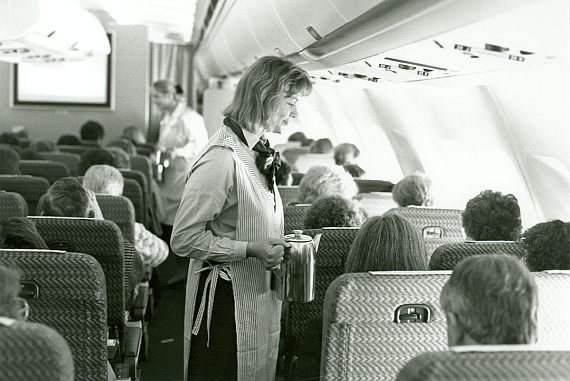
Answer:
xmin=0 ymin=217 xmax=48 ymax=250
xmin=0 ymin=147 xmax=21 ymax=175
xmin=296 ymin=165 xmax=358 ymax=204
xmin=80 ymin=120 xmax=105 ymax=147
xmin=304 ymin=195 xmax=367 ymax=229
xmin=309 ymin=138 xmax=334 ymax=154
xmin=522 ymin=219 xmax=570 ymax=271
xmin=334 ymin=143 xmax=365 ymax=178
xmin=83 ymin=165 xmax=168 ymax=268
xmin=293 ymin=214 xmax=427 ymax=380
xmin=462 ymin=190 xmax=522 ymax=241
xmin=440 ymin=254 xmax=537 ymax=346
xmin=56 ymin=134 xmax=82 ymax=146
xmin=392 ymin=174 xmax=433 ymax=207
xmin=78 ymin=149 xmax=116 ymax=176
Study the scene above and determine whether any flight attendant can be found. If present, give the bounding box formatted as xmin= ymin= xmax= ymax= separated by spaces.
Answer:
xmin=171 ymin=56 xmax=313 ymax=380
xmin=151 ymin=80 xmax=209 ymax=234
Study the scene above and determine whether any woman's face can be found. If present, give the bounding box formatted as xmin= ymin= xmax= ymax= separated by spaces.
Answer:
xmin=269 ymin=93 xmax=298 ymax=133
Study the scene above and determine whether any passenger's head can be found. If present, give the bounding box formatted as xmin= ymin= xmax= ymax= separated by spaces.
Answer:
xmin=0 ymin=217 xmax=48 ymax=250
xmin=297 ymin=165 xmax=358 ymax=204
xmin=522 ymin=219 xmax=570 ymax=271
xmin=83 ymin=165 xmax=124 ymax=196
xmin=276 ymin=160 xmax=293 ymax=186
xmin=152 ymin=80 xmax=183 ymax=112
xmin=288 ymin=131 xmax=308 ymax=144
xmin=0 ymin=266 xmax=25 ymax=320
xmin=80 ymin=120 xmax=105 ymax=142
xmin=224 ymin=56 xmax=312 ymax=134
xmin=20 ymin=140 xmax=56 ymax=160
xmin=106 ymin=147 xmax=131 ymax=169
xmin=304 ymin=195 xmax=367 ymax=229
xmin=310 ymin=138 xmax=334 ymax=154
xmin=462 ymin=190 xmax=522 ymax=241
xmin=334 ymin=143 xmax=360 ymax=166
xmin=0 ymin=132 xmax=20 ymax=148
xmin=345 ymin=214 xmax=428 ymax=273
xmin=56 ymin=134 xmax=82 ymax=146
xmin=0 ymin=147 xmax=21 ymax=175
xmin=38 ymin=177 xmax=92 ymax=218
xmin=122 ymin=126 xmax=146 ymax=145
xmin=392 ymin=174 xmax=433 ymax=207
xmin=78 ymin=149 xmax=116 ymax=176
xmin=440 ymin=254 xmax=537 ymax=346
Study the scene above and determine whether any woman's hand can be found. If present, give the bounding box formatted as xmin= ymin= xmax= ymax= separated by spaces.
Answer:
xmin=247 ymin=238 xmax=291 ymax=270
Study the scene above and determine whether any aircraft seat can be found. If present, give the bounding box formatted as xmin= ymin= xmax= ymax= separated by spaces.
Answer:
xmin=277 ymin=185 xmax=300 ymax=207
xmin=395 ymin=346 xmax=570 ymax=381
xmin=38 ymin=152 xmax=81 ymax=177
xmin=429 ymin=241 xmax=527 ymax=270
xmin=294 ymin=154 xmax=336 ymax=173
xmin=0 ymin=250 xmax=108 ymax=381
xmin=0 ymin=175 xmax=50 ymax=216
xmin=96 ymin=194 xmax=136 ymax=244
xmin=0 ymin=191 xmax=28 ymax=219
xmin=19 ymin=160 xmax=70 ymax=185
xmin=358 ymin=192 xmax=397 ymax=216
xmin=284 ymin=204 xmax=312 ymax=234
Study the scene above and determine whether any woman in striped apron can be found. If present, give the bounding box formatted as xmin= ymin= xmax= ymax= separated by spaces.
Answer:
xmin=171 ymin=56 xmax=313 ymax=381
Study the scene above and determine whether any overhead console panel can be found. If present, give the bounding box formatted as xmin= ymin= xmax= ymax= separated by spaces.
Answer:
xmin=194 ymin=0 xmax=554 ymax=84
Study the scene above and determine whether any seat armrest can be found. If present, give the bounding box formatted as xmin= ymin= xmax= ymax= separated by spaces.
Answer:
xmin=132 ymin=282 xmax=149 ymax=320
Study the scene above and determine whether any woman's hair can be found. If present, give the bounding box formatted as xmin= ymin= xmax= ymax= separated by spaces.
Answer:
xmin=38 ymin=177 xmax=90 ymax=218
xmin=462 ymin=190 xmax=522 ymax=241
xmin=224 ymin=56 xmax=312 ymax=133
xmin=392 ymin=174 xmax=433 ymax=207
xmin=0 ymin=265 xmax=22 ymax=319
xmin=334 ymin=143 xmax=360 ymax=166
xmin=304 ymin=195 xmax=367 ymax=229
xmin=345 ymin=214 xmax=428 ymax=273
xmin=83 ymin=165 xmax=125 ymax=196
xmin=106 ymin=147 xmax=131 ymax=169
xmin=122 ymin=126 xmax=146 ymax=145
xmin=0 ymin=217 xmax=48 ymax=250
xmin=108 ymin=138 xmax=137 ymax=156
xmin=297 ymin=165 xmax=358 ymax=204
xmin=522 ymin=219 xmax=570 ymax=271
xmin=309 ymin=138 xmax=334 ymax=154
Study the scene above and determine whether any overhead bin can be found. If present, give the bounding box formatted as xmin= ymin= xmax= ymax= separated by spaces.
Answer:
xmin=194 ymin=0 xmax=533 ymax=81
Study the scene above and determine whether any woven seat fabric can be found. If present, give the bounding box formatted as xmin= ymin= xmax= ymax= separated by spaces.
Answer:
xmin=288 ymin=227 xmax=359 ymax=355
xmin=0 ymin=250 xmax=108 ymax=381
xmin=284 ymin=204 xmax=312 ymax=234
xmin=130 ymin=155 xmax=153 ymax=187
xmin=38 ymin=152 xmax=81 ymax=177
xmin=396 ymin=350 xmax=570 ymax=381
xmin=121 ymin=178 xmax=144 ymax=224
xmin=0 ymin=320 xmax=74 ymax=381
xmin=277 ymin=186 xmax=299 ymax=207
xmin=322 ymin=272 xmax=450 ymax=381
xmin=0 ymin=175 xmax=50 ymax=216
xmin=19 ymin=160 xmax=70 ymax=185
xmin=96 ymin=194 xmax=136 ymax=244
xmin=534 ymin=272 xmax=570 ymax=348
xmin=429 ymin=241 xmax=528 ymax=270
xmin=358 ymin=192 xmax=397 ymax=216
xmin=120 ymin=169 xmax=150 ymax=226
xmin=384 ymin=207 xmax=464 ymax=258
xmin=0 ymin=191 xmax=28 ymax=219
xmin=30 ymin=217 xmax=126 ymax=329
xmin=354 ymin=179 xmax=395 ymax=193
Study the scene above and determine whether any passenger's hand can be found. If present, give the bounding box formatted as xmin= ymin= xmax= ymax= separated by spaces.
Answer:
xmin=247 ymin=238 xmax=291 ymax=270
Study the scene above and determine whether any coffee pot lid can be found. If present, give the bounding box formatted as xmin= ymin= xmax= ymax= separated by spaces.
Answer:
xmin=284 ymin=229 xmax=312 ymax=243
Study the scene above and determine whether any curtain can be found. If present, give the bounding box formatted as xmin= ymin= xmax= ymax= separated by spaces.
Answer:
xmin=148 ymin=43 xmax=194 ymax=143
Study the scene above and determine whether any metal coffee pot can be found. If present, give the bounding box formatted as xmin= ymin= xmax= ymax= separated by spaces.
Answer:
xmin=272 ymin=230 xmax=320 ymax=302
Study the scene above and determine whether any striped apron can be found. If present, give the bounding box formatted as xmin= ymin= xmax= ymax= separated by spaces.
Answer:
xmin=182 ymin=125 xmax=284 ymax=380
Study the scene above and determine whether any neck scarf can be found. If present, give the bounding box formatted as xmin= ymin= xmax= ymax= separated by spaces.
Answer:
xmin=223 ymin=117 xmax=281 ymax=195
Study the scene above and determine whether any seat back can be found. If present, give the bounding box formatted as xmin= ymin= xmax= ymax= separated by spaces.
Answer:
xmin=0 ymin=250 xmax=108 ymax=381
xmin=0 ymin=319 xmax=75 ymax=381
xmin=292 ymin=172 xmax=304 ymax=185
xmin=277 ymin=186 xmax=300 ymax=207
xmin=322 ymin=271 xmax=570 ymax=381
xmin=354 ymin=179 xmax=395 ymax=193
xmin=55 ymin=145 xmax=89 ymax=156
xmin=29 ymin=217 xmax=126 ymax=330
xmin=295 ymin=154 xmax=336 ymax=173
xmin=120 ymin=169 xmax=149 ymax=225
xmin=38 ymin=152 xmax=81 ymax=177
xmin=0 ymin=175 xmax=50 ymax=215
xmin=322 ymin=272 xmax=450 ymax=381
xmin=281 ymin=146 xmax=311 ymax=165
xmin=284 ymin=204 xmax=311 ymax=234
xmin=429 ymin=241 xmax=527 ymax=270
xmin=130 ymin=155 xmax=153 ymax=187
xmin=358 ymin=192 xmax=397 ymax=216
xmin=384 ymin=207 xmax=464 ymax=257
xmin=0 ymin=191 xmax=28 ymax=219
xmin=96 ymin=194 xmax=136 ymax=244
xmin=396 ymin=347 xmax=570 ymax=381
xmin=288 ymin=227 xmax=360 ymax=355
xmin=19 ymin=160 xmax=70 ymax=185
xmin=122 ymin=178 xmax=145 ymax=224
